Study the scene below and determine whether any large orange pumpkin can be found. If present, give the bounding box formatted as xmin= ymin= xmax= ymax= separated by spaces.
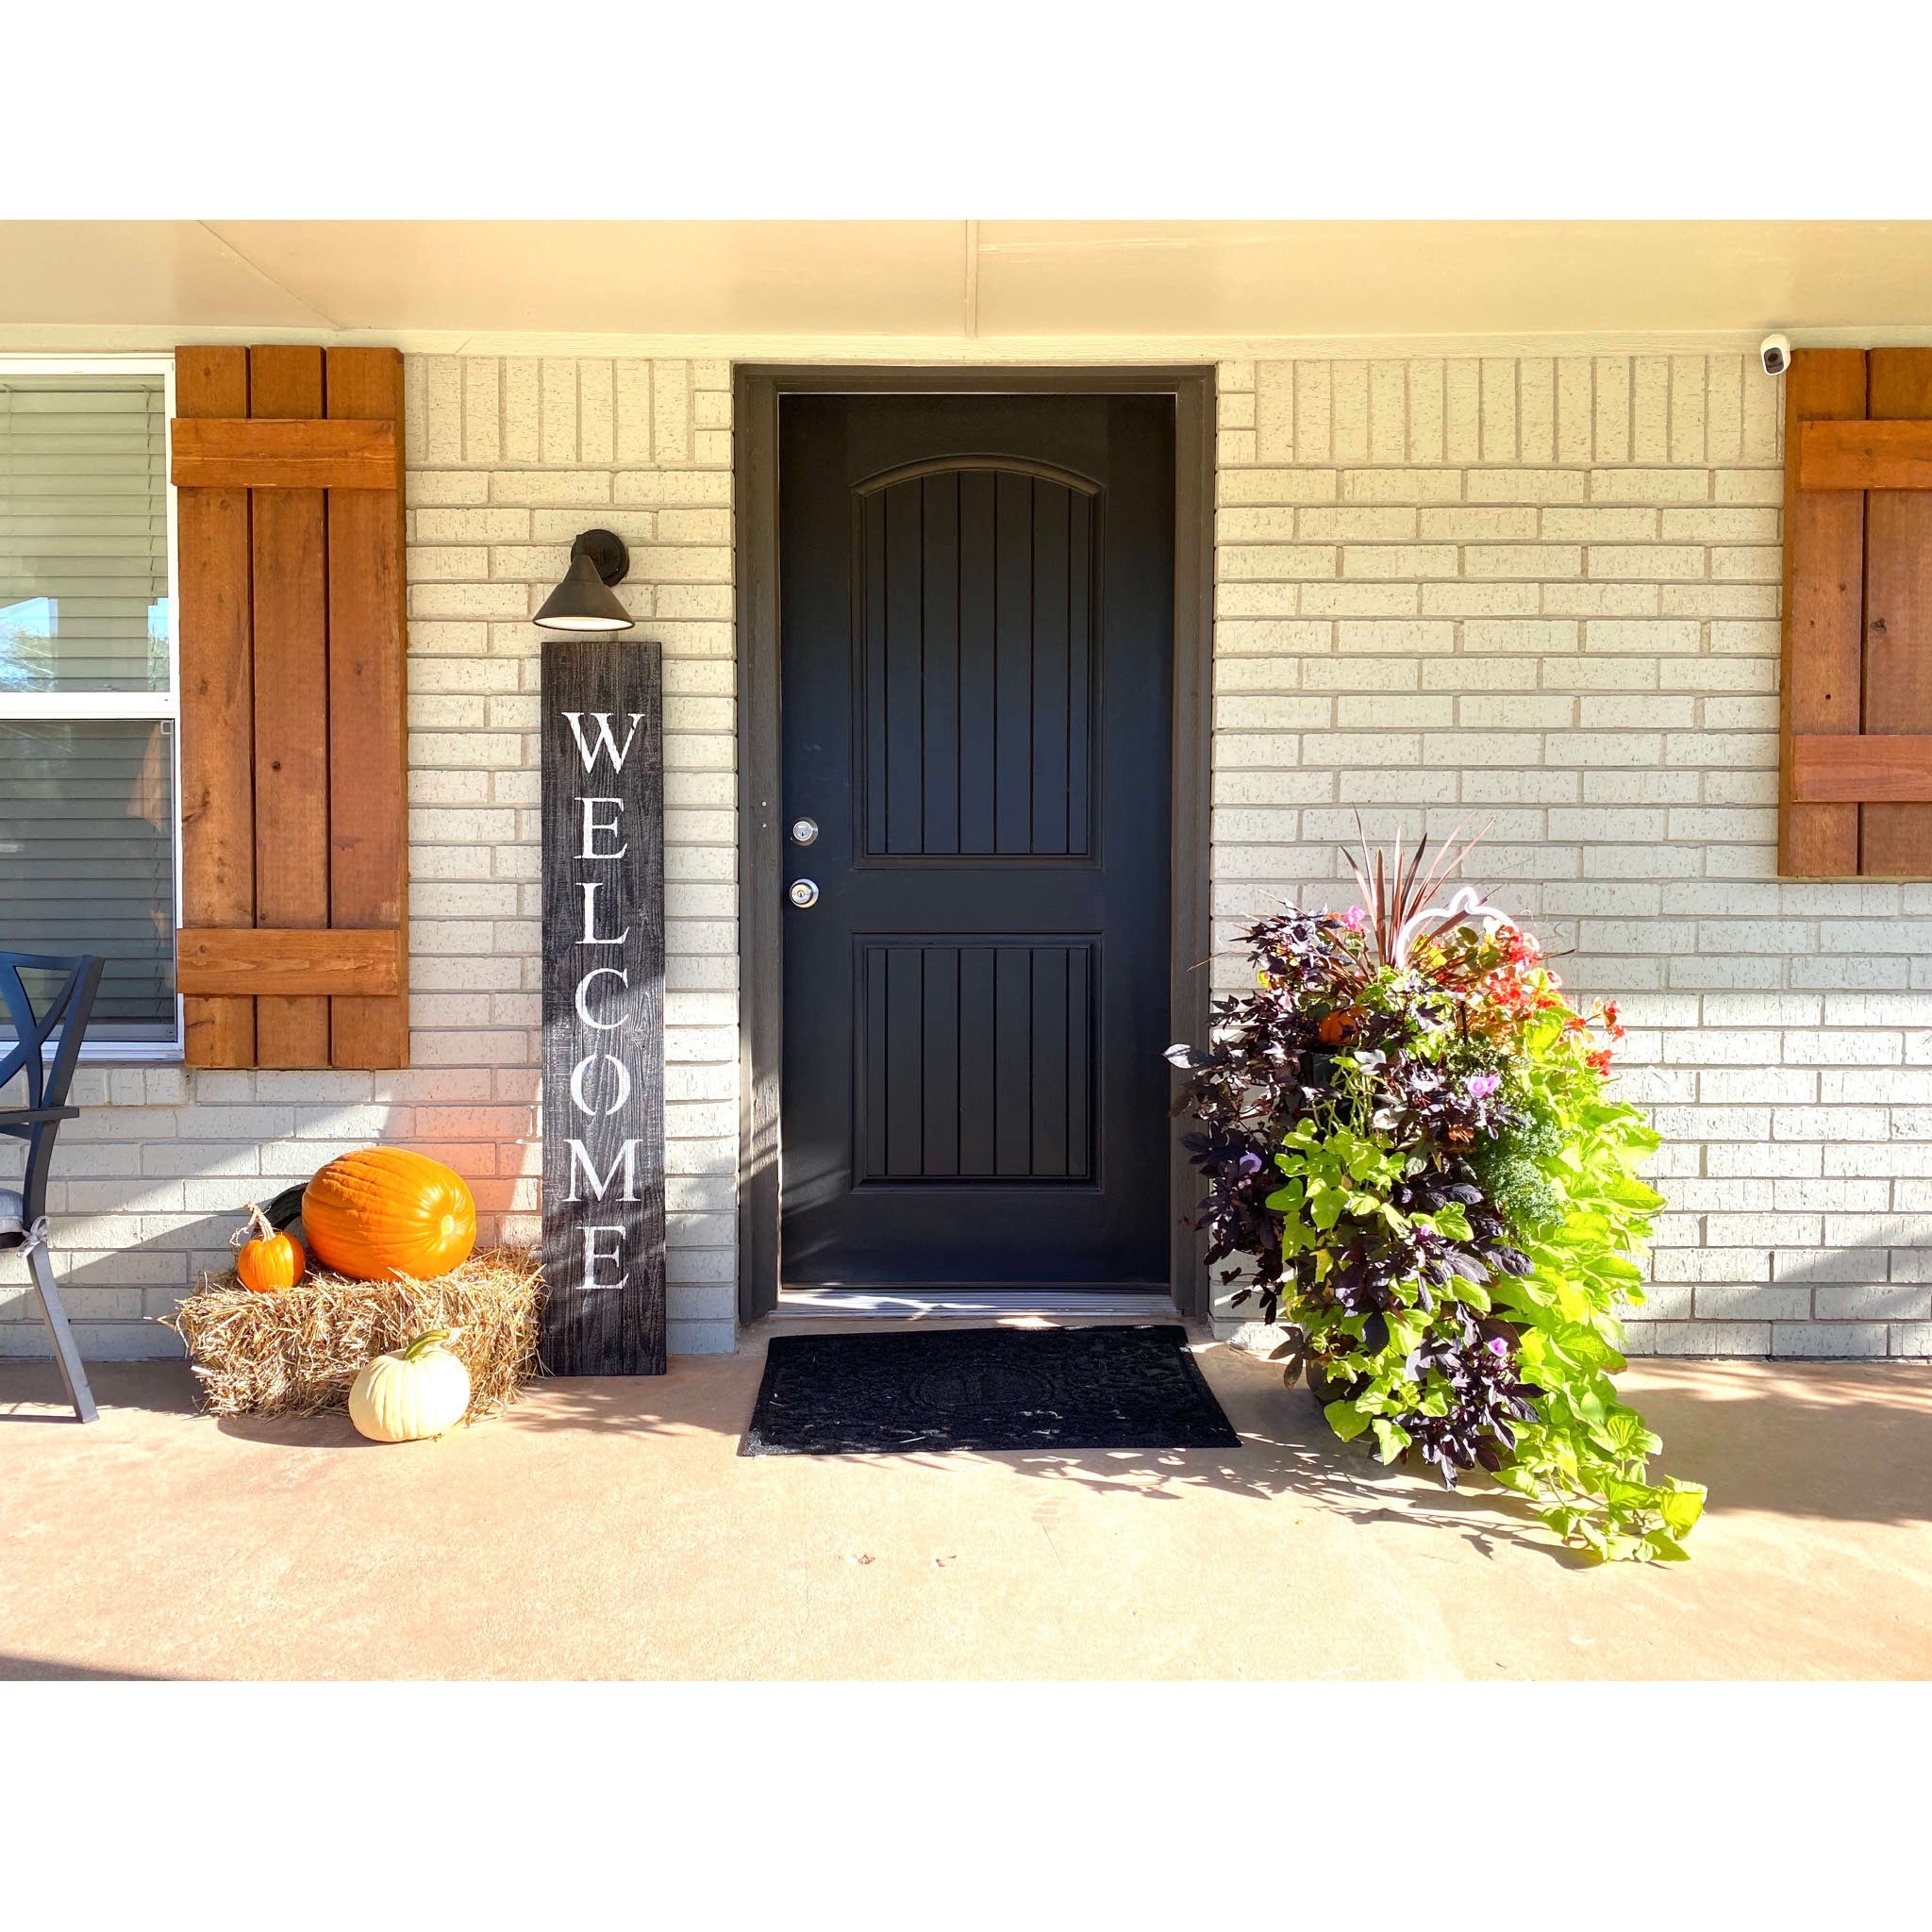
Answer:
xmin=302 ymin=1148 xmax=476 ymax=1282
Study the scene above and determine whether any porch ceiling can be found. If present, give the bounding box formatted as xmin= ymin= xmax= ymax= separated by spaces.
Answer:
xmin=3 ymin=220 xmax=1931 ymax=340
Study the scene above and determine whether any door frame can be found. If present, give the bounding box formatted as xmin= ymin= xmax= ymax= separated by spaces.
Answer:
xmin=733 ymin=364 xmax=1216 ymax=1322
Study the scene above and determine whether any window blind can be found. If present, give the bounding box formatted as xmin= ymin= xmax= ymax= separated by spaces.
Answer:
xmin=0 ymin=370 xmax=175 ymax=1047
xmin=0 ymin=375 xmax=169 ymax=693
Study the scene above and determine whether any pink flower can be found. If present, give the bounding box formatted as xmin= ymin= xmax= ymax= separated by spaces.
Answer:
xmin=1341 ymin=906 xmax=1366 ymax=931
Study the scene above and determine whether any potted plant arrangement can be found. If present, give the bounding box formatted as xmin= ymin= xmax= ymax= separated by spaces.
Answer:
xmin=1170 ymin=831 xmax=1704 ymax=1563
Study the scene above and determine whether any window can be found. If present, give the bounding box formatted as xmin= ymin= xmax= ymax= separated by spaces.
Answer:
xmin=0 ymin=358 xmax=179 ymax=1054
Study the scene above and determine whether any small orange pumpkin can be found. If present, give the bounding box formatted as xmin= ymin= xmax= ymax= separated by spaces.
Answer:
xmin=234 ymin=1204 xmax=305 ymax=1293
xmin=1317 ymin=1008 xmax=1362 ymax=1048
xmin=302 ymin=1148 xmax=477 ymax=1283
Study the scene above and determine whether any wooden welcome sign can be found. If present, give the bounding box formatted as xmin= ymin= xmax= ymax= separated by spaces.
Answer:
xmin=539 ymin=638 xmax=667 ymax=1374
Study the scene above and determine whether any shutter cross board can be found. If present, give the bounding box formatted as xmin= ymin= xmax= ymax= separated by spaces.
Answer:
xmin=170 ymin=417 xmax=400 ymax=490
xmin=174 ymin=344 xmax=408 ymax=1067
xmin=1780 ymin=347 xmax=1932 ymax=877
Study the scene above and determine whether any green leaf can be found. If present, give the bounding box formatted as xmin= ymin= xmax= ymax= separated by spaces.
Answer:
xmin=1371 ymin=1417 xmax=1411 ymax=1464
xmin=1384 ymin=1309 xmax=1425 ymax=1355
xmin=1324 ymin=1399 xmax=1372 ymax=1443
xmin=1657 ymin=1483 xmax=1707 ymax=1536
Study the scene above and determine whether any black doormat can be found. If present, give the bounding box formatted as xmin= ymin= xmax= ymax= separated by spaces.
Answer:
xmin=740 ymin=1324 xmax=1241 ymax=1456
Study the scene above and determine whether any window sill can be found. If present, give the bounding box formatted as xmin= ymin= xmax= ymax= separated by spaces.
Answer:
xmin=76 ymin=1043 xmax=184 ymax=1066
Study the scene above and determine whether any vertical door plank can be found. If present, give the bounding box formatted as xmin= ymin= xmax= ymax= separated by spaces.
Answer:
xmin=248 ymin=346 xmax=330 ymax=1065
xmin=1066 ymin=495 xmax=1093 ymax=857
xmin=1861 ymin=349 xmax=1932 ymax=876
xmin=921 ymin=475 xmax=961 ymax=855
xmin=956 ymin=945 xmax=995 ymax=1174
xmin=1030 ymin=482 xmax=1072 ymax=855
xmin=1029 ymin=946 xmax=1069 ymax=1177
xmin=1066 ymin=944 xmax=1091 ymax=1181
xmin=175 ymin=347 xmax=256 ymax=1066
xmin=921 ymin=944 xmax=959 ymax=1176
xmin=860 ymin=491 xmax=890 ymax=857
xmin=884 ymin=943 xmax=922 ymax=1175
xmin=324 ymin=348 xmax=408 ymax=1067
xmin=861 ymin=946 xmax=890 ymax=1179
xmin=882 ymin=484 xmax=924 ymax=853
xmin=1779 ymin=349 xmax=1866 ymax=876
xmin=956 ymin=474 xmax=998 ymax=855
xmin=992 ymin=944 xmax=1032 ymax=1175
xmin=992 ymin=475 xmax=1035 ymax=854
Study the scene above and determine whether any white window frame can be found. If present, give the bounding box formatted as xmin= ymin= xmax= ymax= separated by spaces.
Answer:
xmin=0 ymin=353 xmax=183 ymax=1061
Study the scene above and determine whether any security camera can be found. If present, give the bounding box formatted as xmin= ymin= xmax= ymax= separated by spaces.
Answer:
xmin=1760 ymin=332 xmax=1792 ymax=377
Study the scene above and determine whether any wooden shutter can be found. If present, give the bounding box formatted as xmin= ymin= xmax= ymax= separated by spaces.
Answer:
xmin=173 ymin=345 xmax=408 ymax=1067
xmin=1780 ymin=347 xmax=1932 ymax=877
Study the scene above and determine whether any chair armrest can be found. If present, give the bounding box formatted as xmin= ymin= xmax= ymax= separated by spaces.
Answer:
xmin=0 ymin=1107 xmax=79 ymax=1126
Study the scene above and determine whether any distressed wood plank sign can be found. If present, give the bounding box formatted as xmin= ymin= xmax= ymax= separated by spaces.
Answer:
xmin=540 ymin=638 xmax=667 ymax=1374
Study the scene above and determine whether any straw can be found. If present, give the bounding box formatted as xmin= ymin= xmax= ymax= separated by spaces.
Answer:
xmin=165 ymin=1245 xmax=543 ymax=1423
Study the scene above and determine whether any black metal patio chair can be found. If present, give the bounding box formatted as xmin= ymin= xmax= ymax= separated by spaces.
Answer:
xmin=1 ymin=951 xmax=105 ymax=1422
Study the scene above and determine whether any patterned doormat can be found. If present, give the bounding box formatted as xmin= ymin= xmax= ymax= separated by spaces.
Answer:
xmin=740 ymin=1324 xmax=1241 ymax=1456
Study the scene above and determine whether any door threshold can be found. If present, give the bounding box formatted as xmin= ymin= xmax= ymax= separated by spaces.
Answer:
xmin=772 ymin=1287 xmax=1182 ymax=1322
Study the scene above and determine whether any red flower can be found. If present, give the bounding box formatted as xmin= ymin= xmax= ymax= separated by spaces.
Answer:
xmin=1587 ymin=1047 xmax=1613 ymax=1076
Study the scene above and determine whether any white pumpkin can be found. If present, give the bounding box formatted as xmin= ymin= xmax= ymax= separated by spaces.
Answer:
xmin=348 ymin=1329 xmax=471 ymax=1442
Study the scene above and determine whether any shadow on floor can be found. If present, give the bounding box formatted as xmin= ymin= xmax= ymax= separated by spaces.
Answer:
xmin=0 ymin=1651 xmax=183 ymax=1681
xmin=0 ymin=1360 xmax=200 ymax=1422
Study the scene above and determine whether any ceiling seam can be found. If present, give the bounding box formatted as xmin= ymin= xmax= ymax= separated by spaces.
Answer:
xmin=195 ymin=222 xmax=343 ymax=331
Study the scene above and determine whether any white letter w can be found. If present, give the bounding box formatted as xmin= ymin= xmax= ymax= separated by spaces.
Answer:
xmin=564 ymin=711 xmax=646 ymax=775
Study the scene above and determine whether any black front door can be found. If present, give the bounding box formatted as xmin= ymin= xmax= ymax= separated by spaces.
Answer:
xmin=778 ymin=393 xmax=1174 ymax=1293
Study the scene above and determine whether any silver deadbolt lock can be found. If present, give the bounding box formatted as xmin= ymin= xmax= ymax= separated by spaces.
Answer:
xmin=790 ymin=817 xmax=819 ymax=845
xmin=788 ymin=879 xmax=820 ymax=908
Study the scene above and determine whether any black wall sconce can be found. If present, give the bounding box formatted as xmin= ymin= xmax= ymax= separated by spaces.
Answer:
xmin=534 ymin=528 xmax=635 ymax=633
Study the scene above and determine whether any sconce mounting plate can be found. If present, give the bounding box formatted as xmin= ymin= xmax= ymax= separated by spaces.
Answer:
xmin=573 ymin=528 xmax=630 ymax=586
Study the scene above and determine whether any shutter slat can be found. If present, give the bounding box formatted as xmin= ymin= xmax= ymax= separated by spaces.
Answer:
xmin=175 ymin=346 xmax=257 ymax=1066
xmin=323 ymin=347 xmax=408 ymax=1069
xmin=248 ymin=346 xmax=332 ymax=1067
xmin=1859 ymin=351 xmax=1932 ymax=875
xmin=1779 ymin=350 xmax=1867 ymax=877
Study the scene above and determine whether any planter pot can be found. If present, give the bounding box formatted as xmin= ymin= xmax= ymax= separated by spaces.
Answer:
xmin=1305 ymin=1359 xmax=1367 ymax=1409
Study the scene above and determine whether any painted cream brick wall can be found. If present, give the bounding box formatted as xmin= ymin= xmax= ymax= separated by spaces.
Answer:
xmin=0 ymin=354 xmax=739 ymax=1360
xmin=6 ymin=341 xmax=1929 ymax=1364
xmin=1212 ymin=353 xmax=1932 ymax=1360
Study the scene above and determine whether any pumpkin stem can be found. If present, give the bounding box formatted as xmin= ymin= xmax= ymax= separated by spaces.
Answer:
xmin=399 ymin=1328 xmax=457 ymax=1361
xmin=231 ymin=1202 xmax=275 ymax=1250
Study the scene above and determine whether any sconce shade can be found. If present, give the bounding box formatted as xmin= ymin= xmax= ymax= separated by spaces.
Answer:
xmin=534 ymin=529 xmax=634 ymax=632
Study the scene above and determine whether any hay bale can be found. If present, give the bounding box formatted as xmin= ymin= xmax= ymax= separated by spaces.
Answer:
xmin=166 ymin=1245 xmax=543 ymax=1424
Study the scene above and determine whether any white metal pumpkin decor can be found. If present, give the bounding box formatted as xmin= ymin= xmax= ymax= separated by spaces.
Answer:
xmin=348 ymin=1329 xmax=471 ymax=1442
xmin=1392 ymin=881 xmax=1518 ymax=965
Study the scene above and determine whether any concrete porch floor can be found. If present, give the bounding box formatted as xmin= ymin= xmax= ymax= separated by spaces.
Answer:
xmin=2 ymin=1337 xmax=1928 ymax=1680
